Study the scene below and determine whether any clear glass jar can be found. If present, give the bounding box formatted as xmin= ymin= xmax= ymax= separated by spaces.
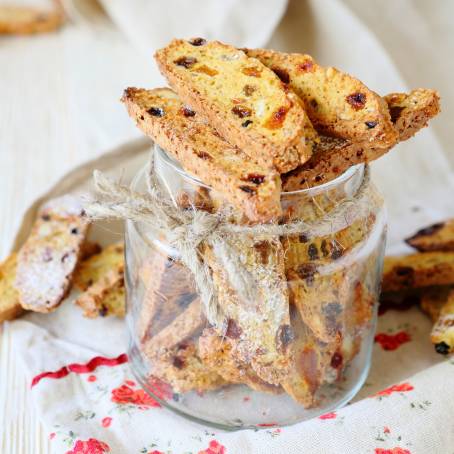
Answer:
xmin=125 ymin=145 xmax=386 ymax=430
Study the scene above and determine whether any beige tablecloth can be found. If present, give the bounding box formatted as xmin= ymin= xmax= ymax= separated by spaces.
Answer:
xmin=1 ymin=1 xmax=453 ymax=453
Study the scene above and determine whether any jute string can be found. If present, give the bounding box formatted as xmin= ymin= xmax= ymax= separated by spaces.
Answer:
xmin=85 ymin=156 xmax=372 ymax=331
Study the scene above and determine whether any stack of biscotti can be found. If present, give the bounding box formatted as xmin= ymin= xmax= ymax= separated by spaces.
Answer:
xmin=123 ymin=39 xmax=440 ymax=222
xmin=381 ymin=219 xmax=454 ymax=355
xmin=120 ymin=38 xmax=441 ymax=406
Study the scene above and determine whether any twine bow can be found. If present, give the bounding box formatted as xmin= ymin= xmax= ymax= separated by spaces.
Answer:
xmin=86 ymin=156 xmax=372 ymax=330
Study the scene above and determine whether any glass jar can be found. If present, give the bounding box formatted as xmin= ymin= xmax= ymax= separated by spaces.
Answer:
xmin=125 ymin=145 xmax=386 ymax=430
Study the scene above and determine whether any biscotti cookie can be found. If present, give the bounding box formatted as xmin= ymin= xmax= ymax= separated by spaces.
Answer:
xmin=419 ymin=286 xmax=452 ymax=322
xmin=0 ymin=254 xmax=24 ymax=322
xmin=384 ymin=89 xmax=441 ymax=141
xmin=143 ymin=299 xmax=203 ymax=358
xmin=282 ymin=304 xmax=342 ymax=406
xmin=0 ymin=5 xmax=63 ymax=35
xmin=123 ymin=87 xmax=282 ymax=222
xmin=382 ymin=252 xmax=454 ymax=293
xmin=16 ymin=195 xmax=88 ymax=313
xmin=406 ymin=219 xmax=454 ymax=252
xmin=75 ymin=268 xmax=125 ymax=318
xmin=138 ymin=252 xmax=198 ymax=343
xmin=155 ymin=39 xmax=317 ymax=173
xmin=198 ymin=328 xmax=282 ymax=395
xmin=245 ymin=48 xmax=396 ymax=146
xmin=281 ymin=88 xmax=441 ymax=191
xmin=429 ymin=288 xmax=454 ymax=355
xmin=149 ymin=338 xmax=228 ymax=394
xmin=74 ymin=242 xmax=124 ymax=291
xmin=204 ymin=237 xmax=292 ymax=385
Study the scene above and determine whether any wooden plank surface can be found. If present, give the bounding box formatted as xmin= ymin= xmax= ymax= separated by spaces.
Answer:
xmin=0 ymin=7 xmax=151 ymax=452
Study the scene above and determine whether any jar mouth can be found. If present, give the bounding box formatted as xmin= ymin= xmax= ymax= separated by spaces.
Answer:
xmin=154 ymin=144 xmax=364 ymax=196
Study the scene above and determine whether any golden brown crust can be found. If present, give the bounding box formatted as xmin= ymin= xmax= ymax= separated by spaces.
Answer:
xmin=0 ymin=253 xmax=24 ymax=322
xmin=382 ymin=252 xmax=454 ymax=293
xmin=405 ymin=219 xmax=454 ymax=253
xmin=154 ymin=39 xmax=317 ymax=173
xmin=122 ymin=87 xmax=282 ymax=222
xmin=281 ymin=89 xmax=441 ymax=191
xmin=245 ymin=48 xmax=396 ymax=146
xmin=16 ymin=195 xmax=89 ymax=313
xmin=0 ymin=5 xmax=63 ymax=35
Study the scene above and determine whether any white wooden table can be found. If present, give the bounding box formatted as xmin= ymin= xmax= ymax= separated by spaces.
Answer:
xmin=0 ymin=7 xmax=150 ymax=452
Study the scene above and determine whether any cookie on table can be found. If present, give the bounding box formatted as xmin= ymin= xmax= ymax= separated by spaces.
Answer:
xmin=122 ymin=87 xmax=282 ymax=222
xmin=428 ymin=288 xmax=454 ymax=355
xmin=245 ymin=48 xmax=397 ymax=147
xmin=74 ymin=242 xmax=125 ymax=318
xmin=282 ymin=304 xmax=341 ymax=407
xmin=0 ymin=5 xmax=63 ymax=35
xmin=419 ymin=286 xmax=453 ymax=322
xmin=16 ymin=195 xmax=89 ymax=313
xmin=382 ymin=252 xmax=454 ymax=293
xmin=75 ymin=269 xmax=125 ymax=318
xmin=282 ymin=88 xmax=441 ymax=191
xmin=198 ymin=327 xmax=282 ymax=395
xmin=74 ymin=242 xmax=124 ymax=291
xmin=0 ymin=253 xmax=24 ymax=322
xmin=405 ymin=219 xmax=454 ymax=252
xmin=155 ymin=38 xmax=317 ymax=173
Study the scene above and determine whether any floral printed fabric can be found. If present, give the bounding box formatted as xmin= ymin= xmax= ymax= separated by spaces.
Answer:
xmin=8 ymin=305 xmax=454 ymax=454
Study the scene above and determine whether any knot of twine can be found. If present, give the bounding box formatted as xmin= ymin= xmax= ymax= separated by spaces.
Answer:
xmin=86 ymin=157 xmax=372 ymax=330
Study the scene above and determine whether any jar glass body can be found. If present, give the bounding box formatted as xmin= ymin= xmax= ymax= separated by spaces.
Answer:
xmin=125 ymin=146 xmax=387 ymax=429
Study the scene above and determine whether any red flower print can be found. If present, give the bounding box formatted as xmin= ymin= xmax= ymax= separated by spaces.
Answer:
xmin=319 ymin=411 xmax=337 ymax=420
xmin=148 ymin=451 xmax=164 ymax=454
xmin=256 ymin=422 xmax=278 ymax=427
xmin=66 ymin=438 xmax=110 ymax=454
xmin=125 ymin=380 xmax=135 ymax=386
xmin=111 ymin=383 xmax=161 ymax=408
xmin=374 ymin=382 xmax=414 ymax=397
xmin=374 ymin=331 xmax=411 ymax=351
xmin=101 ymin=417 xmax=112 ymax=428
xmin=198 ymin=440 xmax=226 ymax=454
xmin=49 ymin=432 xmax=56 ymax=440
xmin=374 ymin=448 xmax=411 ymax=454
xmin=87 ymin=375 xmax=97 ymax=382
xmin=384 ymin=426 xmax=391 ymax=434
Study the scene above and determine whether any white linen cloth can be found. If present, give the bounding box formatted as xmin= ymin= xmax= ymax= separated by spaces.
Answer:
xmin=1 ymin=0 xmax=454 ymax=453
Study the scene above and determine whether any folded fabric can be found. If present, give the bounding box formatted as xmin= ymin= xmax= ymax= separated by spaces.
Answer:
xmin=98 ymin=0 xmax=288 ymax=56
xmin=9 ymin=303 xmax=454 ymax=454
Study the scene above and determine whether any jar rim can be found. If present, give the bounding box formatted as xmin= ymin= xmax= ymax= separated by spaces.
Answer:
xmin=154 ymin=144 xmax=364 ymax=196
